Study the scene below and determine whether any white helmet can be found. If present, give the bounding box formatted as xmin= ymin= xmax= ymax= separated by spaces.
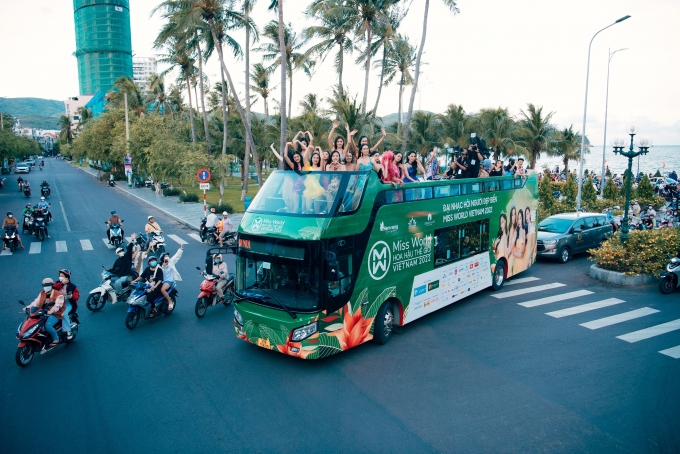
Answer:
xmin=40 ymin=196 xmax=45 ymax=201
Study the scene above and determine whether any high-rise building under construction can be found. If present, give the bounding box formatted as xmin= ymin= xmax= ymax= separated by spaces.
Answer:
xmin=73 ymin=0 xmax=133 ymax=95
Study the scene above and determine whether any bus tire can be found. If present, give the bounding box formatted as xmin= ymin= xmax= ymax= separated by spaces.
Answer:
xmin=492 ymin=262 xmax=505 ymax=291
xmin=372 ymin=302 xmax=394 ymax=345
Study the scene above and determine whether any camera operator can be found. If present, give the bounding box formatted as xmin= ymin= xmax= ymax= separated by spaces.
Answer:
xmin=451 ymin=148 xmax=470 ymax=180
xmin=505 ymin=158 xmax=516 ymax=176
xmin=468 ymin=144 xmax=483 ymax=179
xmin=444 ymin=159 xmax=457 ymax=179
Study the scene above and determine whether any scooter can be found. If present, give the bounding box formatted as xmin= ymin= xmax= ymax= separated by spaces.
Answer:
xmin=40 ymin=186 xmax=50 ymax=197
xmin=194 ymin=267 xmax=234 ymax=318
xmin=23 ymin=187 xmax=31 ymax=197
xmin=32 ymin=212 xmax=48 ymax=242
xmin=22 ymin=214 xmax=32 ymax=234
xmin=3 ymin=227 xmax=19 ymax=252
xmin=86 ymin=266 xmax=138 ymax=312
xmin=15 ymin=300 xmax=79 ymax=367
xmin=124 ymin=281 xmax=178 ymax=330
xmin=108 ymin=179 xmax=116 ymax=187
xmin=108 ymin=221 xmax=124 ymax=247
xmin=138 ymin=230 xmax=165 ymax=257
xmin=659 ymin=257 xmax=680 ymax=294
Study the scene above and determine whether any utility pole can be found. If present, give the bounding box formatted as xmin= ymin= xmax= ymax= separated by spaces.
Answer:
xmin=124 ymin=93 xmax=132 ymax=187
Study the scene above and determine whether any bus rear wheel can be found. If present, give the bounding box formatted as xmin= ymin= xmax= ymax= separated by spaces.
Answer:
xmin=372 ymin=302 xmax=394 ymax=345
xmin=492 ymin=262 xmax=505 ymax=291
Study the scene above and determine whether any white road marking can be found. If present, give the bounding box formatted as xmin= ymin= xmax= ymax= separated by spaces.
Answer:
xmin=580 ymin=308 xmax=660 ymax=330
xmin=102 ymin=239 xmax=115 ymax=249
xmin=80 ymin=239 xmax=93 ymax=251
xmin=29 ymin=243 xmax=42 ymax=254
xmin=546 ymin=298 xmax=626 ymax=318
xmin=659 ymin=345 xmax=680 ymax=359
xmin=59 ymin=201 xmax=71 ymax=232
xmin=519 ymin=290 xmax=594 ymax=308
xmin=55 ymin=241 xmax=68 ymax=253
xmin=0 ymin=248 xmax=12 ymax=256
xmin=617 ymin=319 xmax=680 ymax=343
xmin=505 ymin=277 xmax=540 ymax=286
xmin=167 ymin=234 xmax=188 ymax=245
xmin=188 ymin=233 xmax=202 ymax=242
xmin=491 ymin=283 xmax=566 ymax=299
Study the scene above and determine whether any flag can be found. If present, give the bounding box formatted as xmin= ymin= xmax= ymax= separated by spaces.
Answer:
xmin=663 ymin=161 xmax=666 ymax=167
xmin=115 ymin=6 xmax=123 ymax=11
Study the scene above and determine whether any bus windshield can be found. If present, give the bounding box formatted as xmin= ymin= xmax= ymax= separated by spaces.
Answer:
xmin=247 ymin=171 xmax=369 ymax=217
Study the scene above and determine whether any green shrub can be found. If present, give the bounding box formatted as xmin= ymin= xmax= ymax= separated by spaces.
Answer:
xmin=582 ymin=179 xmax=598 ymax=204
xmin=180 ymin=193 xmax=199 ymax=203
xmin=620 ymin=176 xmax=636 ymax=199
xmin=210 ymin=203 xmax=234 ymax=214
xmin=603 ymin=178 xmax=619 ymax=201
xmin=589 ymin=229 xmax=680 ymax=276
xmin=636 ymin=175 xmax=654 ymax=199
xmin=654 ymin=169 xmax=662 ymax=178
xmin=563 ymin=174 xmax=577 ymax=203
xmin=163 ymin=188 xmax=181 ymax=197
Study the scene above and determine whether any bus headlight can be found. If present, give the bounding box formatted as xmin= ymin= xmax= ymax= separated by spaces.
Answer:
xmin=234 ymin=309 xmax=243 ymax=326
xmin=291 ymin=322 xmax=318 ymax=341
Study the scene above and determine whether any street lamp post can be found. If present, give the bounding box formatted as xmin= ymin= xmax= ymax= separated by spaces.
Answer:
xmin=576 ymin=15 xmax=631 ymax=210
xmin=612 ymin=126 xmax=651 ymax=244
xmin=600 ymin=48 xmax=628 ymax=189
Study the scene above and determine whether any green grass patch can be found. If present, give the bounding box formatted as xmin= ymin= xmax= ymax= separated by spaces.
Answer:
xmin=180 ymin=177 xmax=260 ymax=213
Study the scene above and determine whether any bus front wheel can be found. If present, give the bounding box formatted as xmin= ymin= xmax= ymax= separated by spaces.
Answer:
xmin=372 ymin=302 xmax=394 ymax=345
xmin=492 ymin=262 xmax=505 ymax=291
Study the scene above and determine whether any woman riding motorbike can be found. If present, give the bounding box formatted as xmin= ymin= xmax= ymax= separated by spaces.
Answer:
xmin=159 ymin=245 xmax=183 ymax=310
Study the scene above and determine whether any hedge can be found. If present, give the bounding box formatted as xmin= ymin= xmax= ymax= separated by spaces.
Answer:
xmin=180 ymin=193 xmax=199 ymax=202
xmin=589 ymin=229 xmax=680 ymax=276
xmin=209 ymin=203 xmax=235 ymax=214
xmin=163 ymin=188 xmax=181 ymax=197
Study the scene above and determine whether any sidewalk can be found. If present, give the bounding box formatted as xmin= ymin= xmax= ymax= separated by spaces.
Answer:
xmin=74 ymin=165 xmax=243 ymax=231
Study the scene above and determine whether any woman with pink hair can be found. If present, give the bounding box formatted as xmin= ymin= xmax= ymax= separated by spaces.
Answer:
xmin=380 ymin=151 xmax=403 ymax=188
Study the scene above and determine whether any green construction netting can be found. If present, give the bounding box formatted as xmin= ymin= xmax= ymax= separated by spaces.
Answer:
xmin=74 ymin=0 xmax=132 ymax=95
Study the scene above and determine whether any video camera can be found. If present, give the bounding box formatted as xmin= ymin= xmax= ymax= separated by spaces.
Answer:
xmin=469 ymin=133 xmax=491 ymax=159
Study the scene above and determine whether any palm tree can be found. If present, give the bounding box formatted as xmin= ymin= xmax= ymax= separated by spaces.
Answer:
xmin=514 ymin=103 xmax=556 ymax=169
xmin=58 ymin=115 xmax=74 ymax=144
xmin=479 ymin=108 xmax=522 ymax=160
xmin=407 ymin=111 xmax=438 ymax=156
xmin=106 ymin=76 xmax=145 ymax=116
xmin=75 ymin=106 xmax=93 ymax=131
xmin=157 ymin=38 xmax=197 ymax=142
xmin=257 ymin=20 xmax=314 ymax=120
xmin=382 ymin=34 xmax=416 ymax=134
xmin=145 ymin=74 xmax=174 ymax=116
xmin=435 ymin=104 xmax=466 ymax=148
xmin=304 ymin=0 xmax=354 ymax=98
xmin=250 ymin=63 xmax=276 ymax=125
xmin=552 ymin=125 xmax=584 ymax=176
xmin=315 ymin=0 xmax=398 ymax=115
xmin=400 ymin=0 xmax=459 ymax=155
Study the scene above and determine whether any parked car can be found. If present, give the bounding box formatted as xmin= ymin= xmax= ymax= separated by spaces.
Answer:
xmin=536 ymin=212 xmax=613 ymax=263
xmin=24 ymin=159 xmax=36 ymax=168
xmin=15 ymin=163 xmax=30 ymax=174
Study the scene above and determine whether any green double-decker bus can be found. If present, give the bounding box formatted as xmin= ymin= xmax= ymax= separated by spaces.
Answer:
xmin=233 ymin=170 xmax=539 ymax=359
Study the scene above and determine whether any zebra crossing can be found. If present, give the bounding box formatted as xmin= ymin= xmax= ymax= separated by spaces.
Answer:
xmin=500 ymin=277 xmax=680 ymax=360
xmin=1 ymin=231 xmax=205 ymax=256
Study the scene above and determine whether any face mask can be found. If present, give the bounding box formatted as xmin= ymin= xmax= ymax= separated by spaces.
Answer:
xmin=214 ymin=260 xmax=221 ymax=264
xmin=118 ymin=252 xmax=125 ymax=257
xmin=43 ymin=285 xmax=52 ymax=293
xmin=59 ymin=276 xmax=66 ymax=282
xmin=149 ymin=261 xmax=157 ymax=267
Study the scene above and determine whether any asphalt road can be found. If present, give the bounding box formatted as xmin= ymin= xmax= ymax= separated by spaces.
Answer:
xmin=0 ymin=159 xmax=678 ymax=454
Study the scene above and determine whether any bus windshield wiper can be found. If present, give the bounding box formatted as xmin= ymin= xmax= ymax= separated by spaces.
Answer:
xmin=257 ymin=290 xmax=297 ymax=320
xmin=235 ymin=290 xmax=269 ymax=304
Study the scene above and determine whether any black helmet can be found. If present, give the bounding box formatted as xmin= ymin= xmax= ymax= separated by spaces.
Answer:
xmin=7 ymin=211 xmax=12 ymax=216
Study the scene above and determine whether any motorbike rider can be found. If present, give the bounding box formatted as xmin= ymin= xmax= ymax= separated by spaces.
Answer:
xmin=24 ymin=278 xmax=66 ymax=347
xmin=212 ymin=254 xmax=229 ymax=304
xmin=108 ymin=233 xmax=137 ymax=293
xmin=53 ymin=269 xmax=79 ymax=318
xmin=22 ymin=180 xmax=31 ymax=193
xmin=40 ymin=180 xmax=50 ymax=195
xmin=32 ymin=203 xmax=50 ymax=238
xmin=106 ymin=210 xmax=123 ymax=243
xmin=16 ymin=176 xmax=23 ymax=190
xmin=132 ymin=256 xmax=164 ymax=313
xmin=159 ymin=245 xmax=183 ymax=310
xmin=22 ymin=203 xmax=33 ymax=232
xmin=218 ymin=211 xmax=234 ymax=247
xmin=144 ymin=215 xmax=162 ymax=234
xmin=38 ymin=196 xmax=52 ymax=222
xmin=205 ymin=208 xmax=218 ymax=230
xmin=2 ymin=212 xmax=25 ymax=250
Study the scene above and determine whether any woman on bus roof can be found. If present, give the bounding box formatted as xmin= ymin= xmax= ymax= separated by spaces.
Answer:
xmin=355 ymin=143 xmax=374 ymax=172
xmin=350 ymin=128 xmax=387 ymax=155
xmin=394 ymin=151 xmax=405 ymax=180
xmin=344 ymin=149 xmax=356 ymax=171
xmin=269 ymin=143 xmax=298 ymax=213
xmin=325 ymin=150 xmax=346 ymax=172
xmin=327 ymin=121 xmax=356 ymax=158
xmin=404 ymin=151 xmax=426 ymax=184
xmin=380 ymin=151 xmax=404 ymax=188
xmin=303 ymin=149 xmax=327 ymax=213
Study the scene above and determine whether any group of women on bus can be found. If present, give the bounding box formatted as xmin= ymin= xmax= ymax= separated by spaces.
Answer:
xmin=493 ymin=205 xmax=535 ymax=275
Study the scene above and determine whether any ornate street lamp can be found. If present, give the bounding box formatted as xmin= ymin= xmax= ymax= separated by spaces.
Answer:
xmin=611 ymin=125 xmax=651 ymax=243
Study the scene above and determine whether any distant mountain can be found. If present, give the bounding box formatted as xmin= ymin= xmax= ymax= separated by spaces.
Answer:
xmin=380 ymin=111 xmax=433 ymax=126
xmin=0 ymin=97 xmax=64 ymax=118
xmin=15 ymin=115 xmax=60 ymax=130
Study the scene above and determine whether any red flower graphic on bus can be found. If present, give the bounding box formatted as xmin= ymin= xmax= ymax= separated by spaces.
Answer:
xmin=329 ymin=303 xmax=373 ymax=350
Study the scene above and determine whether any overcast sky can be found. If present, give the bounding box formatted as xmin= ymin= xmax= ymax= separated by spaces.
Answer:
xmin=1 ymin=0 xmax=678 ymax=144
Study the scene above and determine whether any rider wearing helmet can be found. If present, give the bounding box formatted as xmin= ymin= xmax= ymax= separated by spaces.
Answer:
xmin=107 ymin=210 xmax=123 ymax=243
xmin=145 ymin=215 xmax=162 ymax=234
xmin=53 ymin=269 xmax=80 ymax=319
xmin=38 ymin=196 xmax=52 ymax=222
xmin=2 ymin=212 xmax=24 ymax=250
xmin=132 ymin=255 xmax=164 ymax=312
xmin=25 ymin=278 xmax=66 ymax=347
xmin=212 ymin=254 xmax=229 ymax=305
xmin=108 ymin=233 xmax=137 ymax=293
xmin=40 ymin=180 xmax=50 ymax=193
xmin=16 ymin=176 xmax=23 ymax=190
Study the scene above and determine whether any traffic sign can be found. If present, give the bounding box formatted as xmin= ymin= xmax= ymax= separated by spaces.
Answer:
xmin=197 ymin=169 xmax=211 ymax=182
xmin=199 ymin=183 xmax=210 ymax=190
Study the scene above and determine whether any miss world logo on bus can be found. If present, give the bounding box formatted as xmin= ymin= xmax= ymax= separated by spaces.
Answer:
xmin=368 ymin=241 xmax=391 ymax=280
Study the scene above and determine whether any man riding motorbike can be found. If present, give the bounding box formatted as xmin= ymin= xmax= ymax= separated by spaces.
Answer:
xmin=144 ymin=215 xmax=162 ymax=234
xmin=212 ymin=254 xmax=229 ymax=304
xmin=16 ymin=176 xmax=23 ymax=190
xmin=106 ymin=210 xmax=123 ymax=243
xmin=218 ymin=211 xmax=234 ymax=247
xmin=24 ymin=278 xmax=67 ymax=347
xmin=38 ymin=196 xmax=52 ymax=222
xmin=40 ymin=180 xmax=50 ymax=196
xmin=32 ymin=204 xmax=50 ymax=238
xmin=159 ymin=245 xmax=183 ymax=310
xmin=52 ymin=270 xmax=79 ymax=334
xmin=132 ymin=255 xmax=164 ymax=313
xmin=22 ymin=204 xmax=33 ymax=233
xmin=2 ymin=212 xmax=25 ymax=250
xmin=108 ymin=233 xmax=137 ymax=293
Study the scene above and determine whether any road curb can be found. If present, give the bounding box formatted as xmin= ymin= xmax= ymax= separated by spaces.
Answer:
xmin=70 ymin=163 xmax=200 ymax=232
xmin=589 ymin=264 xmax=656 ymax=286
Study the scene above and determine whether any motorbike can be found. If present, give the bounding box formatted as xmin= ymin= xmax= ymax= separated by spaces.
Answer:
xmin=108 ymin=221 xmax=124 ymax=247
xmin=138 ymin=230 xmax=165 ymax=257
xmin=222 ymin=232 xmax=237 ymax=253
xmin=23 ymin=187 xmax=31 ymax=197
xmin=86 ymin=266 xmax=138 ymax=312
xmin=160 ymin=182 xmax=170 ymax=190
xmin=32 ymin=212 xmax=48 ymax=242
xmin=40 ymin=186 xmax=50 ymax=197
xmin=124 ymin=281 xmax=178 ymax=330
xmin=659 ymin=257 xmax=680 ymax=294
xmin=134 ymin=178 xmax=142 ymax=188
xmin=15 ymin=300 xmax=79 ymax=367
xmin=145 ymin=179 xmax=154 ymax=188
xmin=22 ymin=214 xmax=32 ymax=234
xmin=194 ymin=267 xmax=234 ymax=318
xmin=108 ymin=179 xmax=116 ymax=187
xmin=3 ymin=226 xmax=19 ymax=252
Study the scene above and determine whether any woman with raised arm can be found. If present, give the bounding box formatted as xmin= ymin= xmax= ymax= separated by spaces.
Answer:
xmin=370 ymin=151 xmax=385 ymax=180
xmin=328 ymin=120 xmax=347 ymax=155
xmin=281 ymin=151 xmax=307 ymax=214
xmin=270 ymin=143 xmax=297 ymax=212
xmin=351 ymin=128 xmax=387 ymax=155
xmin=404 ymin=151 xmax=426 ymax=184
xmin=302 ymin=148 xmax=326 ymax=213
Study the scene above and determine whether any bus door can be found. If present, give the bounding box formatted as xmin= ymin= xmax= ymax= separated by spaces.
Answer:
xmin=324 ymin=235 xmax=356 ymax=313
